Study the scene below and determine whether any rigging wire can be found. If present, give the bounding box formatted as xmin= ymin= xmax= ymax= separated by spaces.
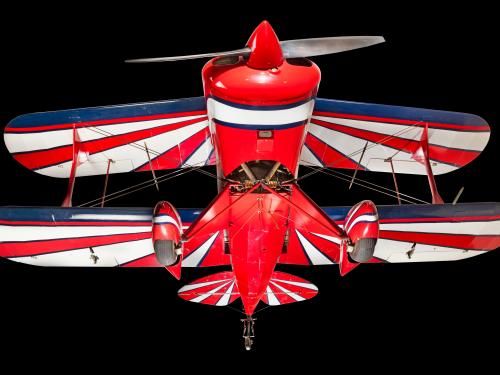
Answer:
xmin=77 ymin=116 xmax=427 ymax=206
xmin=293 ymin=120 xmax=424 ymax=183
xmin=302 ymin=164 xmax=429 ymax=204
xmin=75 ymin=122 xmax=230 ymax=206
xmin=303 ymin=165 xmax=428 ymax=204
xmin=85 ymin=167 xmax=205 ymax=207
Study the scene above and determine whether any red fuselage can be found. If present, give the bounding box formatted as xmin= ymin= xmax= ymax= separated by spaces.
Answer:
xmin=200 ymin=22 xmax=321 ymax=315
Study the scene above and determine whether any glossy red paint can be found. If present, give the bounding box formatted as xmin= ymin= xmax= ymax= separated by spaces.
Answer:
xmin=344 ymin=200 xmax=379 ymax=243
xmin=202 ymin=21 xmax=320 ymax=178
xmin=214 ymin=123 xmax=308 ymax=177
xmin=246 ymin=20 xmax=284 ymax=70
xmin=182 ymin=182 xmax=345 ymax=315
xmin=153 ymin=201 xmax=183 ymax=279
xmin=202 ymin=58 xmax=320 ymax=105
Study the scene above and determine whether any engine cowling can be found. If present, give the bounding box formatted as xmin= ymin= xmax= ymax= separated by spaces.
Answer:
xmin=152 ymin=201 xmax=183 ymax=266
xmin=344 ymin=200 xmax=379 ymax=263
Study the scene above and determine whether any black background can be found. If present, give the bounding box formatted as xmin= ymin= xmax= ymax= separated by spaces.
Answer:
xmin=0 ymin=2 xmax=499 ymax=370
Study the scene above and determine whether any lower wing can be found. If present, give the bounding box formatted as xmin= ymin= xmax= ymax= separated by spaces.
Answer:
xmin=281 ymin=202 xmax=500 ymax=265
xmin=4 ymin=97 xmax=214 ymax=178
xmin=302 ymin=98 xmax=490 ymax=175
xmin=0 ymin=206 xmax=228 ymax=267
xmin=1 ymin=202 xmax=498 ymax=267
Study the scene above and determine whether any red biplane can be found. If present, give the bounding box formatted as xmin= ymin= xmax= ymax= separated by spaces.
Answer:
xmin=1 ymin=21 xmax=499 ymax=350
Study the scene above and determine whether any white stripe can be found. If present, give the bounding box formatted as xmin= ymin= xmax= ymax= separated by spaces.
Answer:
xmin=4 ymin=115 xmax=206 ymax=153
xmin=310 ymin=232 xmax=342 ymax=245
xmin=265 ymin=285 xmax=281 ymax=306
xmin=307 ymin=124 xmax=457 ymax=175
xmin=346 ymin=214 xmax=378 ymax=233
xmin=8 ymin=238 xmax=154 ymax=267
xmin=190 ymin=280 xmax=232 ymax=303
xmin=72 ymin=214 xmax=151 ymax=221
xmin=178 ymin=279 xmax=229 ymax=293
xmin=182 ymin=137 xmax=213 ymax=167
xmin=153 ymin=215 xmax=181 ymax=232
xmin=380 ymin=220 xmax=500 ymax=235
xmin=295 ymin=230 xmax=334 ymax=265
xmin=208 ymin=98 xmax=314 ymax=126
xmin=272 ymin=278 xmax=318 ymax=291
xmin=345 ymin=202 xmax=363 ymax=229
xmin=374 ymin=238 xmax=487 ymax=263
xmin=182 ymin=232 xmax=219 ymax=267
xmin=216 ymin=280 xmax=237 ymax=306
xmin=269 ymin=281 xmax=306 ymax=302
xmin=0 ymin=225 xmax=149 ymax=242
xmin=313 ymin=115 xmax=490 ymax=152
xmin=300 ymin=145 xmax=323 ymax=166
xmin=34 ymin=120 xmax=209 ymax=178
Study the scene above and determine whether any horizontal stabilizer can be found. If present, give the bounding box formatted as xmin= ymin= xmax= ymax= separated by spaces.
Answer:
xmin=260 ymin=271 xmax=318 ymax=306
xmin=302 ymin=98 xmax=490 ymax=175
xmin=178 ymin=271 xmax=239 ymax=306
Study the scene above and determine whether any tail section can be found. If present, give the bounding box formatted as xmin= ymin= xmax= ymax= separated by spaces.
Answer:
xmin=178 ymin=270 xmax=318 ymax=307
xmin=177 ymin=271 xmax=239 ymax=306
xmin=260 ymin=271 xmax=318 ymax=306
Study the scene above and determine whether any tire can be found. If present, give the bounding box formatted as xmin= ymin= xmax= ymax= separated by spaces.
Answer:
xmin=154 ymin=240 xmax=178 ymax=266
xmin=350 ymin=238 xmax=377 ymax=263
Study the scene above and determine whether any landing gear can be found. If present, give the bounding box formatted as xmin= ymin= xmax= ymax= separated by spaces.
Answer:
xmin=241 ymin=315 xmax=256 ymax=351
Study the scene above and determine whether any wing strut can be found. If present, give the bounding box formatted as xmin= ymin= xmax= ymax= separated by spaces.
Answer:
xmin=62 ymin=126 xmax=85 ymax=207
xmin=386 ymin=157 xmax=402 ymax=205
xmin=100 ymin=159 xmax=114 ymax=207
xmin=412 ymin=125 xmax=444 ymax=204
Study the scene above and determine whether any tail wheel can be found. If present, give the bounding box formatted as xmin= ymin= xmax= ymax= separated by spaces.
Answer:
xmin=154 ymin=239 xmax=179 ymax=266
xmin=350 ymin=238 xmax=377 ymax=263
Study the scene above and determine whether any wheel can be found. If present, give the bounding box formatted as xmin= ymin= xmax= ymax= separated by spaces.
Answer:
xmin=244 ymin=336 xmax=253 ymax=351
xmin=154 ymin=240 xmax=178 ymax=266
xmin=350 ymin=238 xmax=377 ymax=263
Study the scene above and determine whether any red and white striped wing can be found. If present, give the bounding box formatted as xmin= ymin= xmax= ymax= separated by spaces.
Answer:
xmin=302 ymin=98 xmax=490 ymax=175
xmin=178 ymin=271 xmax=240 ymax=306
xmin=260 ymin=271 xmax=318 ymax=306
xmin=4 ymin=97 xmax=214 ymax=177
xmin=375 ymin=207 xmax=500 ymax=262
xmin=0 ymin=207 xmax=159 ymax=267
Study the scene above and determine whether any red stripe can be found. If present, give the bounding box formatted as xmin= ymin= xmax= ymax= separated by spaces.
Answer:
xmin=305 ymin=133 xmax=364 ymax=170
xmin=121 ymin=253 xmax=162 ymax=267
xmin=313 ymin=111 xmax=490 ymax=132
xmin=380 ymin=216 xmax=500 ymax=224
xmin=379 ymin=230 xmax=500 ymax=250
xmin=312 ymin=119 xmax=480 ymax=167
xmin=6 ymin=111 xmax=207 ymax=133
xmin=135 ymin=127 xmax=210 ymax=171
xmin=0 ymin=232 xmax=151 ymax=257
xmin=13 ymin=117 xmax=208 ymax=170
xmin=0 ymin=220 xmax=151 ymax=227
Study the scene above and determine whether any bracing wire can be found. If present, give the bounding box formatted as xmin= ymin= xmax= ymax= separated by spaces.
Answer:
xmin=294 ymin=120 xmax=424 ymax=183
xmin=303 ymin=165 xmax=429 ymax=204
xmin=302 ymin=164 xmax=429 ymax=204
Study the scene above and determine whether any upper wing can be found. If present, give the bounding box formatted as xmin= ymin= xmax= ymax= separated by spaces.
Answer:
xmin=301 ymin=98 xmax=490 ymax=175
xmin=4 ymin=97 xmax=215 ymax=178
xmin=281 ymin=202 xmax=500 ymax=265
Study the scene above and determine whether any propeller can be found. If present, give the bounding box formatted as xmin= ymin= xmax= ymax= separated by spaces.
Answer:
xmin=125 ymin=36 xmax=384 ymax=63
xmin=125 ymin=20 xmax=384 ymax=65
xmin=125 ymin=47 xmax=251 ymax=63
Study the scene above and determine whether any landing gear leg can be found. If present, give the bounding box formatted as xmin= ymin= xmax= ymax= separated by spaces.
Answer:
xmin=241 ymin=315 xmax=256 ymax=351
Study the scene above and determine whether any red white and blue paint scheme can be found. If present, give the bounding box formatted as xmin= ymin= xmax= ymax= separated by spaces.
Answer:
xmin=1 ymin=21 xmax=499 ymax=350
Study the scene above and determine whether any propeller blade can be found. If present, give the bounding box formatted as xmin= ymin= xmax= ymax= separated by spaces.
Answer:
xmin=125 ymin=47 xmax=251 ymax=63
xmin=280 ymin=36 xmax=385 ymax=58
